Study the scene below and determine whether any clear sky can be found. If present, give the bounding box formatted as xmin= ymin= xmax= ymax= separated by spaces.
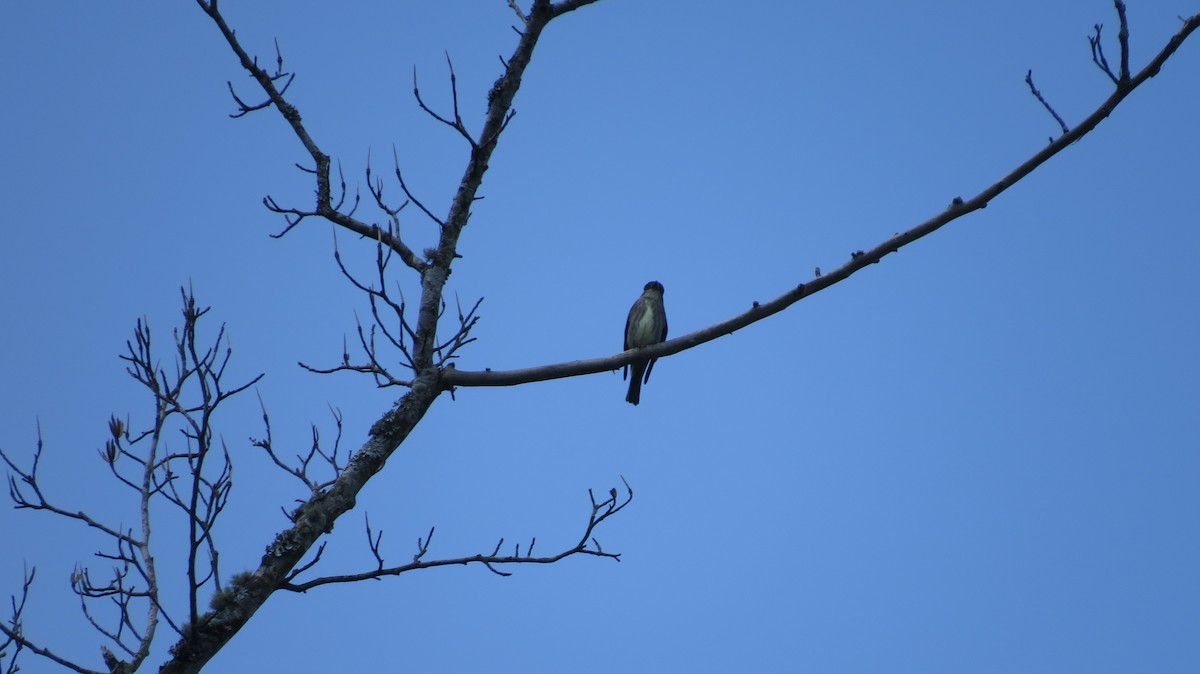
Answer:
xmin=2 ymin=1 xmax=1198 ymax=672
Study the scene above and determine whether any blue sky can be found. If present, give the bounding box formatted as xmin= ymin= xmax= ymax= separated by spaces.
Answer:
xmin=2 ymin=1 xmax=1198 ymax=672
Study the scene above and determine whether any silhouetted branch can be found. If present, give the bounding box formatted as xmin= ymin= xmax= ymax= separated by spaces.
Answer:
xmin=507 ymin=0 xmax=528 ymax=24
xmin=281 ymin=543 xmax=327 ymax=585
xmin=225 ymin=39 xmax=295 ymax=118
xmin=264 ymin=161 xmax=362 ymax=240
xmin=160 ymin=2 xmax=597 ymax=669
xmin=0 ymin=567 xmax=50 ymax=674
xmin=196 ymin=0 xmax=422 ymax=275
xmin=92 ymin=3 xmax=1190 ymax=673
xmin=363 ymin=150 xmax=422 ymax=268
xmin=434 ymin=295 xmax=483 ymax=367
xmin=413 ymin=55 xmax=479 ymax=150
xmin=278 ymin=478 xmax=632 ymax=591
xmin=549 ymin=0 xmax=605 ymax=19
xmin=442 ymin=8 xmax=1200 ymax=390
xmin=252 ymin=399 xmax=346 ymax=495
xmin=0 ymin=288 xmax=259 ymax=674
xmin=1090 ymin=24 xmax=1120 ymax=84
xmin=1114 ymin=0 xmax=1131 ymax=82
xmin=1025 ymin=70 xmax=1070 ymax=137
xmin=391 ymin=147 xmax=446 ymax=229
xmin=1089 ymin=2 xmax=1132 ymax=87
xmin=298 ymin=232 xmax=418 ymax=385
xmin=3 ymin=428 xmax=139 ymax=546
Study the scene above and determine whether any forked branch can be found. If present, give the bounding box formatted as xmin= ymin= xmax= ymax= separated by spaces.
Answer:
xmin=252 ymin=398 xmax=347 ymax=496
xmin=195 ymin=0 xmax=424 ymax=271
xmin=442 ymin=4 xmax=1200 ymax=391
xmin=161 ymin=4 xmax=608 ymax=673
xmin=278 ymin=478 xmax=632 ymax=591
xmin=0 ymin=289 xmax=260 ymax=674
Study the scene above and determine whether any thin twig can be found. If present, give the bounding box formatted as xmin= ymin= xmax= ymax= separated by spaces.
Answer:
xmin=278 ymin=479 xmax=633 ymax=591
xmin=1025 ymin=70 xmax=1070 ymax=136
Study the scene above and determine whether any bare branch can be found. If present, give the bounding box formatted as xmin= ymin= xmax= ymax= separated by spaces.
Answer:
xmin=0 ymin=567 xmax=32 ymax=674
xmin=298 ymin=232 xmax=420 ymax=384
xmin=442 ymin=10 xmax=1200 ymax=390
xmin=549 ymin=0 xmax=604 ymax=19
xmin=225 ymin=38 xmax=295 ymax=118
xmin=252 ymin=397 xmax=347 ymax=495
xmin=3 ymin=288 xmax=259 ymax=673
xmin=434 ymin=294 xmax=484 ymax=367
xmin=1089 ymin=23 xmax=1120 ymax=85
xmin=281 ymin=542 xmax=327 ymax=585
xmin=391 ymin=146 xmax=446 ymax=228
xmin=197 ymin=0 xmax=425 ymax=276
xmin=362 ymin=151 xmax=425 ymax=271
xmin=412 ymin=56 xmax=479 ymax=149
xmin=278 ymin=479 xmax=632 ymax=591
xmin=507 ymin=0 xmax=528 ymax=24
xmin=1114 ymin=0 xmax=1131 ymax=82
xmin=0 ymin=568 xmax=103 ymax=674
xmin=1 ymin=432 xmax=142 ymax=546
xmin=153 ymin=4 xmax=1199 ymax=673
xmin=365 ymin=514 xmax=385 ymax=570
xmin=1025 ymin=70 xmax=1070 ymax=137
xmin=414 ymin=527 xmax=435 ymax=563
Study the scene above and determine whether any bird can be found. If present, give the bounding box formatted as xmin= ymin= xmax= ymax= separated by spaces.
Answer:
xmin=623 ymin=280 xmax=668 ymax=405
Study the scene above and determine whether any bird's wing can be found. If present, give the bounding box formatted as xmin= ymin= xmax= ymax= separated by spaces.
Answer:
xmin=623 ymin=303 xmax=635 ymax=351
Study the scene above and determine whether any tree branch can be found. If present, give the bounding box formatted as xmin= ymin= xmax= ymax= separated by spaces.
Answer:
xmin=194 ymin=0 xmax=425 ymax=270
xmin=1025 ymin=69 xmax=1070 ymax=137
xmin=1 ymin=288 xmax=258 ymax=674
xmin=163 ymin=4 xmax=592 ymax=672
xmin=251 ymin=397 xmax=346 ymax=496
xmin=442 ymin=9 xmax=1200 ymax=390
xmin=279 ymin=478 xmax=632 ymax=591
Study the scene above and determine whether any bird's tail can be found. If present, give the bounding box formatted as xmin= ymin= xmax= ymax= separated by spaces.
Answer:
xmin=625 ymin=362 xmax=645 ymax=405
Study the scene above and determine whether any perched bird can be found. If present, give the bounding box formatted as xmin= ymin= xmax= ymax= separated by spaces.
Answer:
xmin=623 ymin=281 xmax=668 ymax=405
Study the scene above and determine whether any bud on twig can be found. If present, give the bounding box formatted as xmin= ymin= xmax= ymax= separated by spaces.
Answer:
xmin=108 ymin=415 xmax=125 ymax=441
